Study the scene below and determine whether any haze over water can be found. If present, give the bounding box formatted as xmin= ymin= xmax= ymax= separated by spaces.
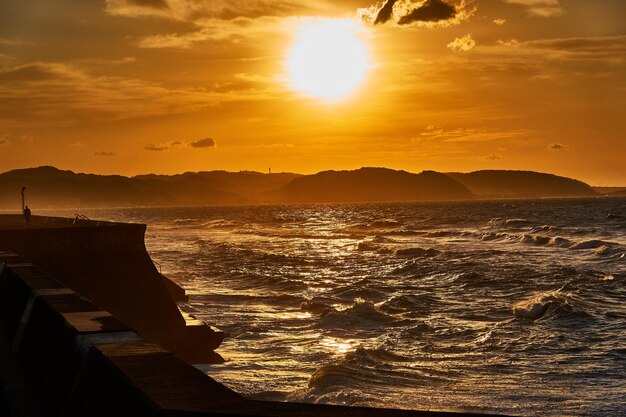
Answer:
xmin=47 ymin=198 xmax=625 ymax=417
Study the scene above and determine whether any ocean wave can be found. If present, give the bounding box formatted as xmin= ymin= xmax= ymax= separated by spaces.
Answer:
xmin=369 ymin=219 xmax=403 ymax=228
xmin=512 ymin=292 xmax=556 ymax=320
xmin=519 ymin=234 xmax=553 ymax=245
xmin=226 ymin=272 xmax=307 ymax=292
xmin=378 ymin=294 xmax=440 ymax=313
xmin=201 ymin=292 xmax=302 ymax=305
xmin=172 ymin=218 xmax=202 ymax=226
xmin=204 ymin=219 xmax=240 ymax=230
xmin=531 ymin=225 xmax=558 ymax=233
xmin=512 ymin=290 xmax=593 ymax=321
xmin=301 ymin=300 xmax=333 ymax=315
xmin=488 ymin=217 xmax=531 ymax=227
xmin=372 ymin=235 xmax=395 ymax=243
xmin=305 ymin=349 xmax=414 ymax=393
xmin=395 ymin=247 xmax=440 ymax=257
xmin=236 ymin=227 xmax=352 ymax=240
xmin=594 ymin=246 xmax=625 ymax=257
xmin=551 ymin=237 xmax=574 ymax=247
xmin=348 ymin=346 xmax=414 ymax=364
xmin=478 ymin=232 xmax=621 ymax=252
xmin=423 ymin=230 xmax=455 ymax=237
xmin=515 ymin=234 xmax=575 ymax=248
xmin=570 ymin=239 xmax=616 ymax=250
xmin=453 ymin=271 xmax=489 ymax=287
xmin=318 ymin=298 xmax=397 ymax=330
xmin=480 ymin=232 xmax=510 ymax=241
xmin=390 ymin=260 xmax=433 ymax=275
xmin=356 ymin=241 xmax=378 ymax=252
xmin=569 ymin=240 xmax=625 ymax=257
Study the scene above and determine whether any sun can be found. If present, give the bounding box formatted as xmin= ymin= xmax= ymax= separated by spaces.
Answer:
xmin=286 ymin=20 xmax=371 ymax=102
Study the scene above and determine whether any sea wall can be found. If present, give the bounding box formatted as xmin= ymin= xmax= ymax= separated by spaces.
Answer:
xmin=0 ymin=215 xmax=220 ymax=362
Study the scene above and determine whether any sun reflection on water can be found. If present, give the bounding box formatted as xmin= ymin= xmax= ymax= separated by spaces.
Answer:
xmin=320 ymin=337 xmax=356 ymax=355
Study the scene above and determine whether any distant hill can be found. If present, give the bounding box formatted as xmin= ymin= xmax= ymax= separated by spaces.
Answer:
xmin=447 ymin=170 xmax=597 ymax=198
xmin=134 ymin=171 xmax=301 ymax=201
xmin=0 ymin=166 xmax=264 ymax=208
xmin=0 ymin=166 xmax=601 ymax=209
xmin=593 ymin=187 xmax=626 ymax=197
xmin=273 ymin=168 xmax=472 ymax=203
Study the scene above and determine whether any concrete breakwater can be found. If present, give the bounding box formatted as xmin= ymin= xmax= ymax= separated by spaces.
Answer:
xmin=0 ymin=214 xmax=221 ymax=363
xmin=0 ymin=215 xmax=508 ymax=417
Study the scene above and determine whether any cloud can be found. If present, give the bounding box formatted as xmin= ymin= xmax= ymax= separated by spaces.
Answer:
xmin=94 ymin=151 xmax=116 ymax=156
xmin=189 ymin=137 xmax=216 ymax=148
xmin=129 ymin=0 xmax=169 ymax=8
xmin=493 ymin=18 xmax=506 ymax=25
xmin=372 ymin=0 xmax=397 ymax=24
xmin=135 ymin=15 xmax=288 ymax=49
xmin=0 ymin=38 xmax=32 ymax=46
xmin=398 ymin=0 xmax=456 ymax=25
xmin=447 ymin=34 xmax=476 ymax=52
xmin=144 ymin=143 xmax=169 ymax=151
xmin=0 ymin=140 xmax=9 ymax=146
xmin=104 ymin=0 xmax=316 ymax=21
xmin=442 ymin=35 xmax=626 ymax=83
xmin=0 ymin=62 xmax=275 ymax=129
xmin=549 ymin=143 xmax=565 ymax=150
xmin=419 ymin=126 xmax=529 ymax=143
xmin=171 ymin=141 xmax=183 ymax=146
xmin=359 ymin=0 xmax=475 ymax=27
xmin=485 ymin=153 xmax=501 ymax=160
xmin=503 ymin=0 xmax=563 ymax=18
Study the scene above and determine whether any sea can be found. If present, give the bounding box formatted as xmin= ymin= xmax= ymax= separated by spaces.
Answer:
xmin=44 ymin=198 xmax=625 ymax=417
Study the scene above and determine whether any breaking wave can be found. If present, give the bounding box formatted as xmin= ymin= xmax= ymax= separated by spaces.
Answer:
xmin=318 ymin=298 xmax=398 ymax=330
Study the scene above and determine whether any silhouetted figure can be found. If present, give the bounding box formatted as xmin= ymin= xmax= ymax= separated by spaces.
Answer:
xmin=23 ymin=205 xmax=31 ymax=226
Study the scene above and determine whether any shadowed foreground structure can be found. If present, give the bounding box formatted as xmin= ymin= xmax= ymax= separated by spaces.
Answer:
xmin=0 ymin=215 xmax=510 ymax=417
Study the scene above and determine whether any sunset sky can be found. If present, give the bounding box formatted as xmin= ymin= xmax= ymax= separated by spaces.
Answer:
xmin=1 ymin=0 xmax=624 ymax=185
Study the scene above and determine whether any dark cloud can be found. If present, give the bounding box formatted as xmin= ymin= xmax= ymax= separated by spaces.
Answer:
xmin=189 ymin=137 xmax=216 ymax=148
xmin=398 ymin=0 xmax=456 ymax=25
xmin=361 ymin=0 xmax=473 ymax=27
xmin=0 ymin=63 xmax=64 ymax=83
xmin=527 ymin=35 xmax=626 ymax=55
xmin=171 ymin=141 xmax=182 ymax=146
xmin=549 ymin=143 xmax=564 ymax=150
xmin=129 ymin=0 xmax=169 ymax=9
xmin=94 ymin=151 xmax=116 ymax=156
xmin=374 ymin=0 xmax=399 ymax=25
xmin=144 ymin=143 xmax=168 ymax=151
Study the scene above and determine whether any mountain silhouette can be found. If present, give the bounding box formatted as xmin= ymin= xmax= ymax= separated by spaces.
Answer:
xmin=447 ymin=170 xmax=597 ymax=198
xmin=0 ymin=166 xmax=605 ymax=209
xmin=272 ymin=168 xmax=471 ymax=203
xmin=593 ymin=187 xmax=626 ymax=197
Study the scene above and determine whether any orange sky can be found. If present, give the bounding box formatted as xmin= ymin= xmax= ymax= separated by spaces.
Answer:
xmin=1 ymin=0 xmax=625 ymax=185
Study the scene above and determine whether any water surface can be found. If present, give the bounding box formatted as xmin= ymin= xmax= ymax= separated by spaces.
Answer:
xmin=44 ymin=198 xmax=625 ymax=416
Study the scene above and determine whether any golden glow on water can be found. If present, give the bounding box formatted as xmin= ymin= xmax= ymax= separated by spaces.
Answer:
xmin=320 ymin=337 xmax=355 ymax=354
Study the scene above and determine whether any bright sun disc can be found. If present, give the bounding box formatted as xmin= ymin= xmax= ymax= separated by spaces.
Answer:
xmin=286 ymin=20 xmax=370 ymax=102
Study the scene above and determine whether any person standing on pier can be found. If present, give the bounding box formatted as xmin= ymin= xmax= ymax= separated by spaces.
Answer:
xmin=21 ymin=186 xmax=31 ymax=226
xmin=23 ymin=205 xmax=31 ymax=226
